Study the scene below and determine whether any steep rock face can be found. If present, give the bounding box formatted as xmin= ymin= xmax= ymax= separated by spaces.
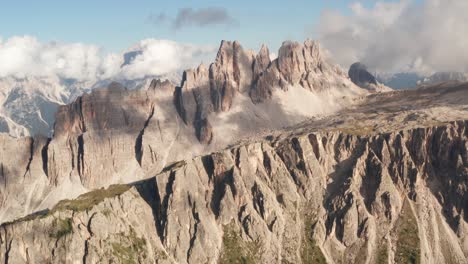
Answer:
xmin=0 ymin=75 xmax=466 ymax=227
xmin=209 ymin=40 xmax=255 ymax=111
xmin=0 ymin=39 xmax=374 ymax=224
xmin=277 ymin=40 xmax=324 ymax=88
xmin=1 ymin=121 xmax=467 ymax=263
xmin=49 ymin=82 xmax=155 ymax=188
xmin=175 ymin=39 xmax=362 ymax=138
xmin=0 ymin=135 xmax=50 ymax=222
xmin=251 ymin=40 xmax=352 ymax=103
xmin=0 ymin=79 xmax=190 ymax=223
xmin=349 ymin=62 xmax=392 ymax=92
xmin=349 ymin=62 xmax=378 ymax=86
xmin=175 ymin=64 xmax=214 ymax=144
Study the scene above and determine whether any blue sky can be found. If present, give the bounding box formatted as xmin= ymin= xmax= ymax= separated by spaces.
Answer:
xmin=0 ymin=0 xmax=387 ymax=52
xmin=5 ymin=0 xmax=455 ymax=78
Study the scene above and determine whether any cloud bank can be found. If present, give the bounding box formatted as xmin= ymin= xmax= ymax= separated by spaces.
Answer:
xmin=150 ymin=7 xmax=237 ymax=29
xmin=317 ymin=0 xmax=468 ymax=74
xmin=0 ymin=36 xmax=216 ymax=81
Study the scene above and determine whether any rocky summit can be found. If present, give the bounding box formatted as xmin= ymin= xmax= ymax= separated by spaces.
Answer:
xmin=0 ymin=40 xmax=467 ymax=264
xmin=349 ymin=62 xmax=392 ymax=92
xmin=0 ymin=39 xmax=365 ymax=224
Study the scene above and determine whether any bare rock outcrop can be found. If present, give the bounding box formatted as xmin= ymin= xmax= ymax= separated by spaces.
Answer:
xmin=1 ymin=120 xmax=466 ymax=263
xmin=176 ymin=39 xmax=362 ymax=135
xmin=209 ymin=40 xmax=254 ymax=111
xmin=349 ymin=62 xmax=393 ymax=92
xmin=3 ymin=39 xmax=466 ymax=229
xmin=0 ymin=74 xmax=466 ymax=229
xmin=175 ymin=64 xmax=214 ymax=144
xmin=0 ymin=38 xmax=364 ymax=224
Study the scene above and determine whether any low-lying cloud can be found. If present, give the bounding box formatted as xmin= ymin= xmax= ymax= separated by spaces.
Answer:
xmin=317 ymin=0 xmax=468 ymax=74
xmin=0 ymin=36 xmax=216 ymax=81
xmin=150 ymin=7 xmax=237 ymax=30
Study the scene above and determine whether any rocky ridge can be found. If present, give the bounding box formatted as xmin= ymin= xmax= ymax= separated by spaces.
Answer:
xmin=0 ymin=39 xmax=365 ymax=223
xmin=175 ymin=40 xmax=359 ymax=143
xmin=0 ymin=39 xmax=467 ymax=264
xmin=0 ymin=118 xmax=466 ymax=263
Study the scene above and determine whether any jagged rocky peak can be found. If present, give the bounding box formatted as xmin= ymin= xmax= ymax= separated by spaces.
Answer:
xmin=0 ymin=39 xmax=372 ymax=225
xmin=176 ymin=63 xmax=213 ymax=143
xmin=349 ymin=62 xmax=392 ymax=92
xmin=147 ymin=78 xmax=174 ymax=92
xmin=252 ymin=39 xmax=354 ymax=103
xmin=209 ymin=40 xmax=255 ymax=111
xmin=253 ymin=44 xmax=271 ymax=76
xmin=181 ymin=63 xmax=209 ymax=90
xmin=349 ymin=62 xmax=378 ymax=85
xmin=277 ymin=39 xmax=324 ymax=85
xmin=173 ymin=39 xmax=366 ymax=143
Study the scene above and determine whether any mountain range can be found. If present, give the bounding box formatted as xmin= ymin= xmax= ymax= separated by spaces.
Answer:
xmin=0 ymin=39 xmax=467 ymax=263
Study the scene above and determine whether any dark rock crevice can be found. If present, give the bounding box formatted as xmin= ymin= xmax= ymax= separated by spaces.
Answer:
xmin=174 ymin=86 xmax=188 ymax=125
xmin=135 ymin=106 xmax=155 ymax=166
xmin=201 ymin=155 xmax=215 ymax=183
xmin=0 ymin=163 xmax=5 ymax=189
xmin=23 ymin=138 xmax=34 ymax=178
xmin=186 ymin=199 xmax=200 ymax=262
xmin=78 ymin=96 xmax=87 ymax=133
xmin=211 ymin=167 xmax=236 ymax=218
xmin=77 ymin=135 xmax=85 ymax=178
xmin=82 ymin=212 xmax=96 ymax=264
xmin=41 ymin=138 xmax=52 ymax=177
xmin=360 ymin=151 xmax=383 ymax=213
xmin=308 ymin=134 xmax=321 ymax=161
xmin=154 ymin=171 xmax=176 ymax=243
xmin=252 ymin=183 xmax=266 ymax=219
xmin=4 ymin=237 xmax=12 ymax=264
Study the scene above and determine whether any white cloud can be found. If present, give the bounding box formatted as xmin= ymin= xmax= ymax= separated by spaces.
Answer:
xmin=317 ymin=0 xmax=468 ymax=74
xmin=0 ymin=36 xmax=216 ymax=81
xmin=120 ymin=39 xmax=216 ymax=79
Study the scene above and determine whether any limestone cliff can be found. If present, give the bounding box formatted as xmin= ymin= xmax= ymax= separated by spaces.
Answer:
xmin=1 ymin=120 xmax=466 ymax=263
xmin=0 ymin=39 xmax=366 ymax=224
xmin=0 ymin=40 xmax=467 ymax=264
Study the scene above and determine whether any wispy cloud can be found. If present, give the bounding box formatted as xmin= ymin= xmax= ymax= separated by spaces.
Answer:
xmin=149 ymin=7 xmax=238 ymax=30
xmin=316 ymin=0 xmax=468 ymax=74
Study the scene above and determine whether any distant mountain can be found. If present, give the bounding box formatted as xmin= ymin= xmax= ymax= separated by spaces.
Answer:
xmin=348 ymin=62 xmax=392 ymax=92
xmin=1 ymin=40 xmax=467 ymax=264
xmin=2 ymin=74 xmax=467 ymax=264
xmin=421 ymin=72 xmax=468 ymax=85
xmin=0 ymin=39 xmax=367 ymax=224
xmin=377 ymin=71 xmax=468 ymax=90
xmin=0 ymin=74 xmax=181 ymax=137
xmin=376 ymin=72 xmax=424 ymax=90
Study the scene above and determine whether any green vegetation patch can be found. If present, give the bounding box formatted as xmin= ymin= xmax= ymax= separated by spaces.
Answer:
xmin=49 ymin=218 xmax=73 ymax=239
xmin=334 ymin=125 xmax=375 ymax=136
xmin=394 ymin=199 xmax=420 ymax=264
xmin=101 ymin=208 xmax=112 ymax=218
xmin=375 ymin=241 xmax=389 ymax=264
xmin=1 ymin=185 xmax=129 ymax=227
xmin=51 ymin=184 xmax=131 ymax=213
xmin=220 ymin=222 xmax=261 ymax=264
xmin=1 ymin=210 xmax=49 ymax=226
xmin=162 ymin=160 xmax=187 ymax=172
xmin=301 ymin=215 xmax=327 ymax=264
xmin=111 ymin=227 xmax=148 ymax=264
